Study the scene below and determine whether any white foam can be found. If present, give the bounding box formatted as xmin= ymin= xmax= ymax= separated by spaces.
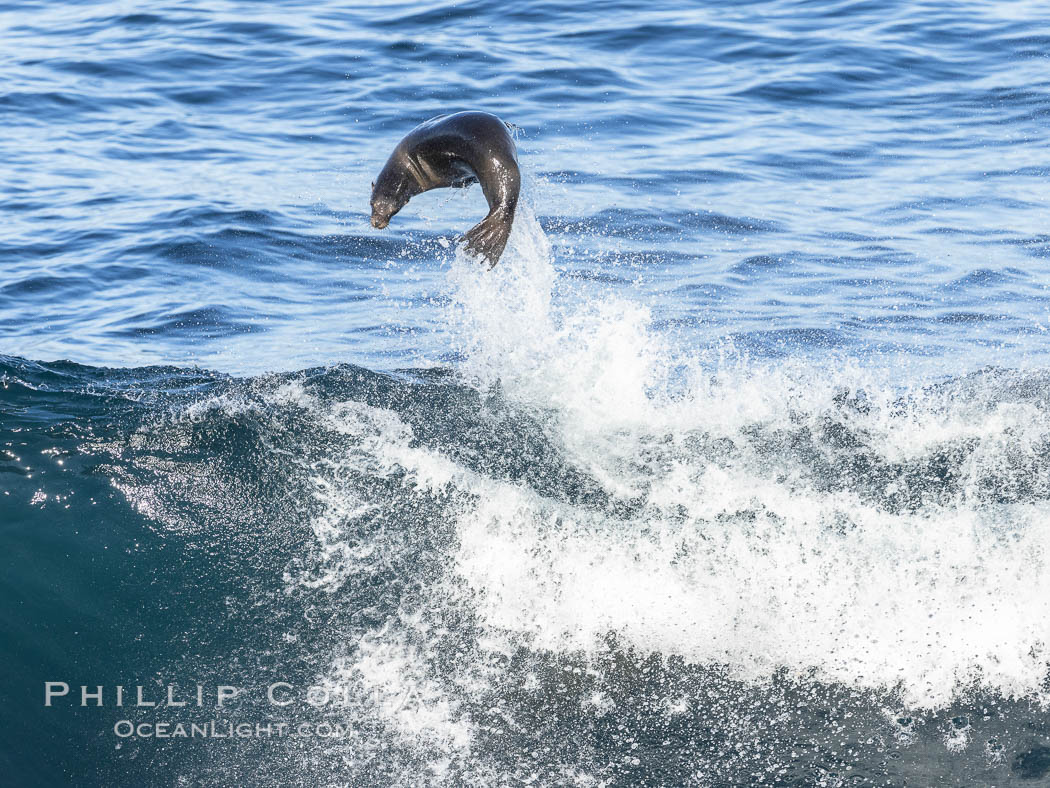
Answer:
xmin=330 ymin=619 xmax=473 ymax=755
xmin=440 ymin=211 xmax=1050 ymax=710
xmin=285 ymin=206 xmax=1050 ymax=776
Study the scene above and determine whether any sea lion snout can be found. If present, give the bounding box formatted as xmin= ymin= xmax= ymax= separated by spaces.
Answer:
xmin=370 ymin=191 xmax=399 ymax=230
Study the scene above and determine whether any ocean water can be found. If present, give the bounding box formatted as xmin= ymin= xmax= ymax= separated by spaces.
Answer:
xmin=3 ymin=0 xmax=1050 ymax=785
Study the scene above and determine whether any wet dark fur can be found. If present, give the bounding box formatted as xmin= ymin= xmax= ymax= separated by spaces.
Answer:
xmin=370 ymin=111 xmax=520 ymax=266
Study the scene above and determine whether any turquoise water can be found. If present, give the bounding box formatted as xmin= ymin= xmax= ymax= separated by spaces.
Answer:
xmin=3 ymin=1 xmax=1050 ymax=785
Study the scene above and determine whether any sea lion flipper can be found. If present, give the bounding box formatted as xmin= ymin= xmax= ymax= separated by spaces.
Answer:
xmin=460 ymin=210 xmax=512 ymax=268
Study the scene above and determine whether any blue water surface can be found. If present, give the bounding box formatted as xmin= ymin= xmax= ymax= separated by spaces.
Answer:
xmin=4 ymin=0 xmax=1049 ymax=373
xmin=4 ymin=2 xmax=1050 ymax=787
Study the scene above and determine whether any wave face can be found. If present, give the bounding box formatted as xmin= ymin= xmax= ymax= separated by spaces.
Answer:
xmin=5 ymin=0 xmax=1050 ymax=785
xmin=6 ymin=214 xmax=1050 ymax=785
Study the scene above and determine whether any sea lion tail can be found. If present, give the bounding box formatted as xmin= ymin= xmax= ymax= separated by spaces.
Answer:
xmin=460 ymin=211 xmax=513 ymax=267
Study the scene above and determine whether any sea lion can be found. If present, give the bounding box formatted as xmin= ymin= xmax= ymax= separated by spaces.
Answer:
xmin=370 ymin=111 xmax=520 ymax=266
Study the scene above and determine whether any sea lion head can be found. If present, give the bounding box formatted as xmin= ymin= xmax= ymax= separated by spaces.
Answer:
xmin=369 ymin=159 xmax=416 ymax=230
xmin=369 ymin=186 xmax=402 ymax=229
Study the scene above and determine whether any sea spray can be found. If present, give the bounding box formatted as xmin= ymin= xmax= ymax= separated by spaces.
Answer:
xmin=439 ymin=211 xmax=1050 ymax=712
